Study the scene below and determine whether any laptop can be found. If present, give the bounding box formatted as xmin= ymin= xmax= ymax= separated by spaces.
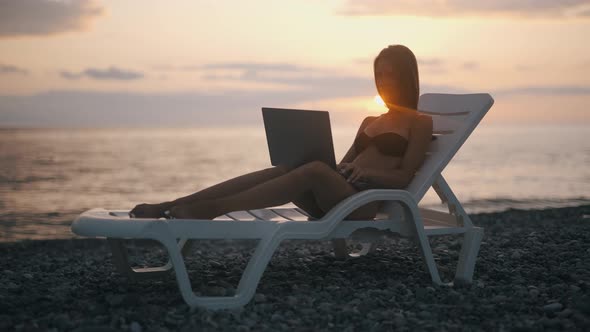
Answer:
xmin=262 ymin=107 xmax=337 ymax=170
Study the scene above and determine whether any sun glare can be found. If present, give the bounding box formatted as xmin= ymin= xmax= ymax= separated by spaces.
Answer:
xmin=374 ymin=94 xmax=385 ymax=106
xmin=366 ymin=94 xmax=387 ymax=113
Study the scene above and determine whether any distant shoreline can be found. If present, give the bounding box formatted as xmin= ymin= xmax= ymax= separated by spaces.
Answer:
xmin=1 ymin=203 xmax=589 ymax=244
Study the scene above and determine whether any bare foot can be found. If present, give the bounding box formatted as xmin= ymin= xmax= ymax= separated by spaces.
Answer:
xmin=129 ymin=203 xmax=166 ymax=218
xmin=169 ymin=201 xmax=220 ymax=220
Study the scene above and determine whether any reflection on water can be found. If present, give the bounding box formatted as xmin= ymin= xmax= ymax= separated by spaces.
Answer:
xmin=0 ymin=125 xmax=588 ymax=241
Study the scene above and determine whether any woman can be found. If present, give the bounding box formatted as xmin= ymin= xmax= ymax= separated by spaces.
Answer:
xmin=130 ymin=45 xmax=433 ymax=220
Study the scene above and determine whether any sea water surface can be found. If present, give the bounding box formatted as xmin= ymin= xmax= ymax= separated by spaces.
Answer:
xmin=0 ymin=125 xmax=588 ymax=241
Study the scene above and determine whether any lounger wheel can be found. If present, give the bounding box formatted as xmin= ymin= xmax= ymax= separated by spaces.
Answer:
xmin=331 ymin=239 xmax=377 ymax=259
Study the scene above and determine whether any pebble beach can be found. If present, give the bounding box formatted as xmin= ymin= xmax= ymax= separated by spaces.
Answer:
xmin=2 ymin=205 xmax=590 ymax=331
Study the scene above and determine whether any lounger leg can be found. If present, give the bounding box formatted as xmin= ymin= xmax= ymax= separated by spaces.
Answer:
xmin=107 ymin=237 xmax=190 ymax=281
xmin=156 ymin=234 xmax=283 ymax=309
xmin=331 ymin=239 xmax=348 ymax=259
xmin=414 ymin=232 xmax=443 ymax=285
xmin=403 ymin=205 xmax=444 ymax=285
xmin=108 ymin=238 xmax=135 ymax=278
xmin=454 ymin=227 xmax=483 ymax=284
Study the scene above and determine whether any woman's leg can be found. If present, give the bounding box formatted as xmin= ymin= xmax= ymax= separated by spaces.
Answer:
xmin=292 ymin=191 xmax=326 ymax=219
xmin=131 ymin=165 xmax=290 ymax=217
xmin=170 ymin=161 xmax=380 ymax=220
xmin=160 ymin=165 xmax=290 ymax=210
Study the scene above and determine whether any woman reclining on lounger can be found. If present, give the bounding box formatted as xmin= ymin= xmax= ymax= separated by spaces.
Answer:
xmin=130 ymin=45 xmax=433 ymax=221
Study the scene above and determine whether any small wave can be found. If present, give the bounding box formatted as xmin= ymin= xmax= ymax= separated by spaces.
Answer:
xmin=421 ymin=196 xmax=590 ymax=214
xmin=0 ymin=175 xmax=66 ymax=184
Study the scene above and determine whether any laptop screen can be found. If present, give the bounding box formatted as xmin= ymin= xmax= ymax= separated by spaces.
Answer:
xmin=262 ymin=107 xmax=337 ymax=169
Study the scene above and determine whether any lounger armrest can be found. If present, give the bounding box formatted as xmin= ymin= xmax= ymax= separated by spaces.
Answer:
xmin=318 ymin=189 xmax=418 ymax=232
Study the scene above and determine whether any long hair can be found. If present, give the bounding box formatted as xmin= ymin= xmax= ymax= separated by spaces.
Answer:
xmin=373 ymin=45 xmax=420 ymax=110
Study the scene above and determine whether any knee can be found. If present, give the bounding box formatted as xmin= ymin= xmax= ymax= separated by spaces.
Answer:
xmin=274 ymin=164 xmax=291 ymax=175
xmin=296 ymin=161 xmax=333 ymax=180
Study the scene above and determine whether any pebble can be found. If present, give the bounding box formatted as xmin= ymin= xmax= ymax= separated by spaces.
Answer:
xmin=393 ymin=314 xmax=406 ymax=327
xmin=543 ymin=303 xmax=563 ymax=313
xmin=493 ymin=295 xmax=508 ymax=303
xmin=52 ymin=313 xmax=70 ymax=330
xmin=254 ymin=293 xmax=266 ymax=303
xmin=105 ymin=294 xmax=125 ymax=307
xmin=72 ymin=326 xmax=119 ymax=332
xmin=557 ymin=308 xmax=573 ymax=318
xmin=7 ymin=282 xmax=20 ymax=290
xmin=129 ymin=321 xmax=142 ymax=332
xmin=418 ymin=310 xmax=432 ymax=319
xmin=207 ymin=286 xmax=226 ymax=297
xmin=285 ymin=296 xmax=298 ymax=306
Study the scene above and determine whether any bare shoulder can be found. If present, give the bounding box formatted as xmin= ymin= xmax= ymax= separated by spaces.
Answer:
xmin=355 ymin=116 xmax=379 ymax=136
xmin=361 ymin=116 xmax=379 ymax=127
xmin=412 ymin=113 xmax=433 ymax=130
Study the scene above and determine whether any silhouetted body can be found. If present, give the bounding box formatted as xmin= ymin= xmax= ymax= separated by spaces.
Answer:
xmin=130 ymin=45 xmax=433 ymax=221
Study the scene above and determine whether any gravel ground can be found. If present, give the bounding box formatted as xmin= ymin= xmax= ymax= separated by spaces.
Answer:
xmin=1 ymin=205 xmax=590 ymax=331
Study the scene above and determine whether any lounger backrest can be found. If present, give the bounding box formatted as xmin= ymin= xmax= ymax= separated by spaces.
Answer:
xmin=404 ymin=93 xmax=494 ymax=201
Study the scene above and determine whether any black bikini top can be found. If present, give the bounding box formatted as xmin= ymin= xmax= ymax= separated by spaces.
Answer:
xmin=354 ymin=131 xmax=408 ymax=157
xmin=353 ymin=131 xmax=437 ymax=157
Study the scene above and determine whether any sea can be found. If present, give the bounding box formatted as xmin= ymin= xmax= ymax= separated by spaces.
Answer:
xmin=0 ymin=125 xmax=588 ymax=242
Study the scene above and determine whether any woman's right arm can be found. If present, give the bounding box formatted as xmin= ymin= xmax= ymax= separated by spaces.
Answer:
xmin=338 ymin=116 xmax=376 ymax=164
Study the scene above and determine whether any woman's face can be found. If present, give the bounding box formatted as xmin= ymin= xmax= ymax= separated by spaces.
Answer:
xmin=374 ymin=58 xmax=400 ymax=107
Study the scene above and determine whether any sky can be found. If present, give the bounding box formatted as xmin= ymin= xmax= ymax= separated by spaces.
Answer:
xmin=0 ymin=0 xmax=589 ymax=128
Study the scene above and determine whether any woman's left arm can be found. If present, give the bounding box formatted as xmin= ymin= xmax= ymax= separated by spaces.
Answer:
xmin=361 ymin=114 xmax=433 ymax=188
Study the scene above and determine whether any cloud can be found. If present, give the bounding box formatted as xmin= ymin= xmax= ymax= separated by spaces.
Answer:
xmin=0 ymin=0 xmax=104 ymax=38
xmin=201 ymin=63 xmax=310 ymax=72
xmin=60 ymin=67 xmax=144 ymax=80
xmin=352 ymin=56 xmax=480 ymax=74
xmin=494 ymin=85 xmax=590 ymax=96
xmin=0 ymin=63 xmax=28 ymax=75
xmin=201 ymin=62 xmax=348 ymax=86
xmin=337 ymin=0 xmax=590 ymax=19
xmin=153 ymin=63 xmax=311 ymax=73
xmin=461 ymin=61 xmax=479 ymax=71
xmin=418 ymin=57 xmax=447 ymax=73
xmin=0 ymin=81 xmax=461 ymax=127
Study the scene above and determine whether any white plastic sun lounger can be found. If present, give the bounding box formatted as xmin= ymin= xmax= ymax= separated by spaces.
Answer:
xmin=72 ymin=93 xmax=494 ymax=309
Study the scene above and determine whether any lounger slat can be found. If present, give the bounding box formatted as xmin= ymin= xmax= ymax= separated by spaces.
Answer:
xmin=430 ymin=115 xmax=463 ymax=133
xmin=420 ymin=110 xmax=469 ymax=116
xmin=248 ymin=209 xmax=289 ymax=221
xmin=245 ymin=210 xmax=263 ymax=220
xmin=294 ymin=207 xmax=318 ymax=221
xmin=224 ymin=213 xmax=239 ymax=221
xmin=420 ymin=208 xmax=458 ymax=226
xmin=294 ymin=207 xmax=310 ymax=217
xmin=227 ymin=211 xmax=258 ymax=221
xmin=271 ymin=208 xmax=310 ymax=221
xmin=419 ymin=93 xmax=492 ymax=116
